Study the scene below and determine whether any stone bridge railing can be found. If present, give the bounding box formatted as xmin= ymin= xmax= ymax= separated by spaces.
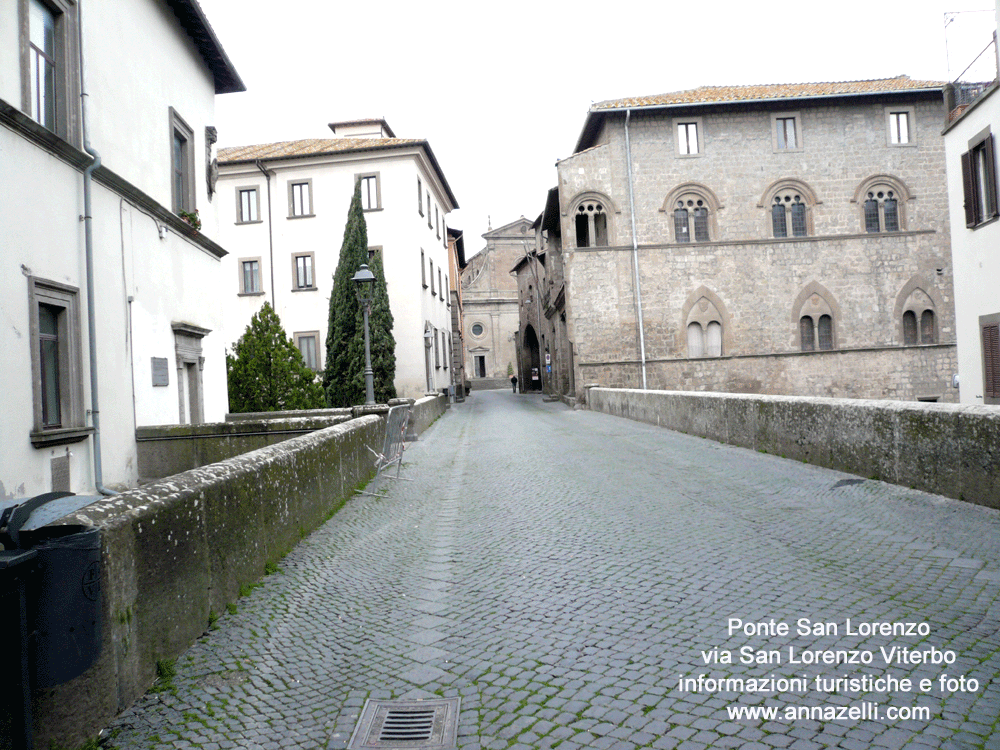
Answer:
xmin=586 ymin=387 xmax=999 ymax=510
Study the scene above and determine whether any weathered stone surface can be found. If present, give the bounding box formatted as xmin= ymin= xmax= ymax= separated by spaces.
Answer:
xmin=588 ymin=387 xmax=999 ymax=508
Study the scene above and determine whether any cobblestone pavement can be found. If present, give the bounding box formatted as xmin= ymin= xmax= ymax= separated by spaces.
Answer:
xmin=107 ymin=391 xmax=1000 ymax=750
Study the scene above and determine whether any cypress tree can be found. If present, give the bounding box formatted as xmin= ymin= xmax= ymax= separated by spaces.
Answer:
xmin=226 ymin=302 xmax=325 ymax=413
xmin=323 ymin=181 xmax=396 ymax=406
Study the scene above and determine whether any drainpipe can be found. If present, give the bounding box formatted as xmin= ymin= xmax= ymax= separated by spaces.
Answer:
xmin=78 ymin=1 xmax=115 ymax=495
xmin=624 ymin=109 xmax=648 ymax=390
xmin=255 ymin=160 xmax=276 ymax=304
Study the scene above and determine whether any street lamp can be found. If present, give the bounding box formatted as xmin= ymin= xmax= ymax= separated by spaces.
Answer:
xmin=352 ymin=264 xmax=376 ymax=405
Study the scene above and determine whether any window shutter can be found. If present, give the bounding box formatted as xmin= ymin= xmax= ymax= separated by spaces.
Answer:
xmin=984 ymin=323 xmax=1000 ymax=399
xmin=962 ymin=151 xmax=976 ymax=227
xmin=984 ymin=134 xmax=999 ymax=220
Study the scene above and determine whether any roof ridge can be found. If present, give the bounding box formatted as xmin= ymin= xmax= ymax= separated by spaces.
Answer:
xmin=592 ymin=75 xmax=945 ymax=111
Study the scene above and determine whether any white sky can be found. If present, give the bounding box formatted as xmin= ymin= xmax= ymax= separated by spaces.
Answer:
xmin=198 ymin=0 xmax=996 ymax=256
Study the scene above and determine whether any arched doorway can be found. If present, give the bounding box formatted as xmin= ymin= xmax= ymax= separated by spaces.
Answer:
xmin=522 ymin=324 xmax=542 ymax=391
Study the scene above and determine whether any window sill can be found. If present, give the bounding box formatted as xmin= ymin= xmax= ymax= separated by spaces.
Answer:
xmin=31 ymin=426 xmax=94 ymax=449
xmin=236 ymin=219 xmax=264 ymax=225
xmin=362 ymin=207 xmax=383 ymax=213
xmin=288 ymin=213 xmax=316 ymax=220
xmin=291 ymin=286 xmax=318 ymax=292
xmin=677 ymin=152 xmax=703 ymax=158
xmin=238 ymin=291 xmax=265 ymax=297
xmin=969 ymin=215 xmax=1000 ymax=231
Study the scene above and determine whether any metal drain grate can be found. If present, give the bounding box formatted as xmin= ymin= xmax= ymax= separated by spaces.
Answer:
xmin=348 ymin=698 xmax=460 ymax=750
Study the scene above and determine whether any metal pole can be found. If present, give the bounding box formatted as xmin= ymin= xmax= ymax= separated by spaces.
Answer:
xmin=362 ymin=300 xmax=375 ymax=405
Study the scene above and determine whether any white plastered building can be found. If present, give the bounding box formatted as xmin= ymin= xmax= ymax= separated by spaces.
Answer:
xmin=217 ymin=120 xmax=460 ymax=400
xmin=1 ymin=0 xmax=243 ymax=499
xmin=944 ymin=2 xmax=1000 ymax=405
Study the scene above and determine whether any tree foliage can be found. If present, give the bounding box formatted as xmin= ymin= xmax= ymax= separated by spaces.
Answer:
xmin=323 ymin=181 xmax=396 ymax=406
xmin=226 ymin=302 xmax=325 ymax=413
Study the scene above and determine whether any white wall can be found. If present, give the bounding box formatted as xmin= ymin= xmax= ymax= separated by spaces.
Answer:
xmin=218 ymin=146 xmax=456 ymax=400
xmin=945 ymin=11 xmax=1000 ymax=404
xmin=86 ymin=0 xmax=219 ymax=233
xmin=1 ymin=0 xmax=230 ymax=499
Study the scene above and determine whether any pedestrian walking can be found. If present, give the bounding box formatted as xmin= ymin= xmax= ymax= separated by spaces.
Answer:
xmin=510 ymin=374 xmax=518 ymax=393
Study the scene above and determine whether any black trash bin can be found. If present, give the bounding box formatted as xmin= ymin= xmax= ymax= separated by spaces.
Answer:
xmin=24 ymin=524 xmax=103 ymax=687
xmin=0 ymin=493 xmax=104 ymax=689
xmin=0 ymin=548 xmax=39 ymax=750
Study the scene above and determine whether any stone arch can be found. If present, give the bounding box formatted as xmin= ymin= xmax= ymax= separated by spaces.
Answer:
xmin=757 ymin=177 xmax=822 ymax=237
xmin=660 ymin=182 xmax=723 ymax=243
xmin=791 ymin=281 xmax=842 ymax=351
xmin=894 ymin=274 xmax=944 ymax=345
xmin=565 ymin=191 xmax=619 ymax=248
xmin=680 ymin=285 xmax=732 ymax=357
xmin=851 ymin=174 xmax=913 ymax=232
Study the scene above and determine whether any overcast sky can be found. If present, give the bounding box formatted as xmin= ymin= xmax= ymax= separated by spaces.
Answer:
xmin=198 ymin=0 xmax=995 ymax=256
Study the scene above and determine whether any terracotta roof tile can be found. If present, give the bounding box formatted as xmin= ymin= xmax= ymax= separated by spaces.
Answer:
xmin=592 ymin=76 xmax=944 ymax=110
xmin=218 ymin=137 xmax=425 ymax=163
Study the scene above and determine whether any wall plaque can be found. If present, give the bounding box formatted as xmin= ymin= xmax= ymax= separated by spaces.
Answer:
xmin=152 ymin=357 xmax=170 ymax=386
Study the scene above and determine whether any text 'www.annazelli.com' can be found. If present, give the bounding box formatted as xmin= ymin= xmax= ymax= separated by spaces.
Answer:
xmin=726 ymin=703 xmax=932 ymax=722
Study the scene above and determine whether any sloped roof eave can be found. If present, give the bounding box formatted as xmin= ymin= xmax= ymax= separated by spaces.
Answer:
xmin=220 ymin=138 xmax=459 ymax=209
xmin=574 ymin=78 xmax=945 ymax=153
xmin=165 ymin=0 xmax=245 ymax=94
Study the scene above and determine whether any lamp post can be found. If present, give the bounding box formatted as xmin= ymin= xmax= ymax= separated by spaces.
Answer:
xmin=352 ymin=264 xmax=376 ymax=405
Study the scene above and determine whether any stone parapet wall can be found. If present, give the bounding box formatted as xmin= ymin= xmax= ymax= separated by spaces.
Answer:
xmin=35 ymin=416 xmax=384 ymax=749
xmin=578 ymin=344 xmax=959 ymax=403
xmin=587 ymin=387 xmax=999 ymax=509
xmin=410 ymin=393 xmax=448 ymax=436
xmin=136 ymin=415 xmax=354 ymax=482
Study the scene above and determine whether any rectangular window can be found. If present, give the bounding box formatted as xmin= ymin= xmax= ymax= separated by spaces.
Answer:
xmin=434 ymin=327 xmax=440 ymax=368
xmin=28 ymin=277 xmax=86 ymax=446
xmin=21 ymin=0 xmax=79 ymax=144
xmin=421 ymin=250 xmax=427 ymax=288
xmin=239 ymin=258 xmax=262 ymax=295
xmin=772 ymin=113 xmax=800 ymax=151
xmin=294 ymin=332 xmax=320 ymax=371
xmin=444 ymin=273 xmax=449 ymax=303
xmin=418 ymin=176 xmax=424 ymax=215
xmin=293 ymin=253 xmax=314 ymax=290
xmin=430 ymin=259 xmax=435 ymax=296
xmin=237 ymin=187 xmax=259 ymax=223
xmin=983 ymin=317 xmax=1000 ymax=404
xmin=358 ymin=173 xmax=380 ymax=211
xmin=427 ymin=192 xmax=433 ymax=228
xmin=170 ymin=108 xmax=195 ymax=214
xmin=438 ymin=267 xmax=443 ymax=298
xmin=677 ymin=122 xmax=699 ymax=155
xmin=29 ymin=0 xmax=56 ymax=130
xmin=962 ymin=130 xmax=999 ymax=228
xmin=289 ymin=180 xmax=313 ymax=217
xmin=889 ymin=111 xmax=910 ymax=145
xmin=436 ymin=206 xmax=440 ymax=238
xmin=442 ymin=331 xmax=448 ymax=369
xmin=368 ymin=245 xmax=381 ymax=262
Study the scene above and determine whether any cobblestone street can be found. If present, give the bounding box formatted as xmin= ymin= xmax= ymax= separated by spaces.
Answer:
xmin=107 ymin=390 xmax=1000 ymax=750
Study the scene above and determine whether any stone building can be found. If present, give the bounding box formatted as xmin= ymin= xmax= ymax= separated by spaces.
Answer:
xmin=447 ymin=227 xmax=468 ymax=398
xmin=509 ymin=189 xmax=575 ymax=397
xmin=217 ymin=119 xmax=459 ymax=400
xmin=461 ymin=217 xmax=533 ymax=389
xmin=554 ymin=76 xmax=958 ymax=403
xmin=943 ymin=4 xmax=1000 ymax=405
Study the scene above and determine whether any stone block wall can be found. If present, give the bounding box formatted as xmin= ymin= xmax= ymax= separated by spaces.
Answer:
xmin=579 ymin=344 xmax=959 ymax=403
xmin=587 ymin=387 xmax=999 ymax=509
